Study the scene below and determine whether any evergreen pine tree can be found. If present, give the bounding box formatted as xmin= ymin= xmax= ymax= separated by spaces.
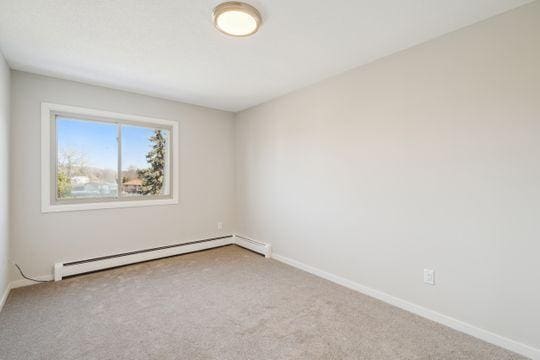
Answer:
xmin=138 ymin=130 xmax=166 ymax=195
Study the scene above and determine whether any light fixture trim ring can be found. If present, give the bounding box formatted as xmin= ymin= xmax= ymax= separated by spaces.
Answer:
xmin=213 ymin=1 xmax=262 ymax=37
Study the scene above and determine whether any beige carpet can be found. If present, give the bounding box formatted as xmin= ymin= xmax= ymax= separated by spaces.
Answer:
xmin=0 ymin=245 xmax=526 ymax=360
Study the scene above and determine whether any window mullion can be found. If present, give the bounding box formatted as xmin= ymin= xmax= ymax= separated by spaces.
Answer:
xmin=117 ymin=123 xmax=122 ymax=200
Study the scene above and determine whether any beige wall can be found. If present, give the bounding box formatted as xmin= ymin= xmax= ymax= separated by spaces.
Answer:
xmin=235 ymin=2 xmax=540 ymax=351
xmin=10 ymin=71 xmax=235 ymax=280
xmin=0 ymin=52 xmax=10 ymax=299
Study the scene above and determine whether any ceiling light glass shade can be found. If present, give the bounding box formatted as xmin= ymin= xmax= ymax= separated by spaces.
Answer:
xmin=213 ymin=2 xmax=262 ymax=37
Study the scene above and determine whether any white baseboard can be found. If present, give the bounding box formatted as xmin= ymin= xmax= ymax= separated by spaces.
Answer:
xmin=272 ymin=252 xmax=539 ymax=360
xmin=0 ymin=282 xmax=11 ymax=312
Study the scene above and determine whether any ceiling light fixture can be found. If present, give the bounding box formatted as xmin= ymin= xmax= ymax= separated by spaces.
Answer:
xmin=213 ymin=2 xmax=262 ymax=37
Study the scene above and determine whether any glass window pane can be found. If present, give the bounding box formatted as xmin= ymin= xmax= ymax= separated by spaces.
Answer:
xmin=121 ymin=125 xmax=170 ymax=197
xmin=56 ymin=117 xmax=118 ymax=199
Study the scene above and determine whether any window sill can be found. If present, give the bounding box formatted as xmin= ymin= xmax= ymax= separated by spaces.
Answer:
xmin=41 ymin=198 xmax=178 ymax=213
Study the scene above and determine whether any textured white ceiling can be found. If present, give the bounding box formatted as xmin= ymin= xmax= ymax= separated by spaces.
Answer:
xmin=0 ymin=0 xmax=532 ymax=111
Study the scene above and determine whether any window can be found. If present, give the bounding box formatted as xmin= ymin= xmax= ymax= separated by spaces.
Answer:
xmin=42 ymin=103 xmax=178 ymax=212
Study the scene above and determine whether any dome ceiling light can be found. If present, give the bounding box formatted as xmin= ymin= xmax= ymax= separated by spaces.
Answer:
xmin=213 ymin=2 xmax=262 ymax=37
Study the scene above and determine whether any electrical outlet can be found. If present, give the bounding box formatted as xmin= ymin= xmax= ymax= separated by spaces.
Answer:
xmin=217 ymin=222 xmax=223 ymax=230
xmin=424 ymin=269 xmax=435 ymax=285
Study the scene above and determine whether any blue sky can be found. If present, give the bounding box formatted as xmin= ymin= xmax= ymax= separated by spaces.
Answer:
xmin=57 ymin=117 xmax=164 ymax=170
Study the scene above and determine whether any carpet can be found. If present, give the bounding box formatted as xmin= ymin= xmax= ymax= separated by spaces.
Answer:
xmin=0 ymin=245 xmax=526 ymax=359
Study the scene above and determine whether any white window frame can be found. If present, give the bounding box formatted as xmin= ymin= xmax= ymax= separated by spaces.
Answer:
xmin=41 ymin=102 xmax=179 ymax=213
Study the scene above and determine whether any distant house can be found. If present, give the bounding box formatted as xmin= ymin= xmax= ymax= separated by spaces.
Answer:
xmin=123 ymin=178 xmax=143 ymax=194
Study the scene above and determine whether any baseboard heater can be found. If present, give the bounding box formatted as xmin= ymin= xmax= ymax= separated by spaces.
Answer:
xmin=54 ymin=235 xmax=271 ymax=281
xmin=234 ymin=235 xmax=272 ymax=258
